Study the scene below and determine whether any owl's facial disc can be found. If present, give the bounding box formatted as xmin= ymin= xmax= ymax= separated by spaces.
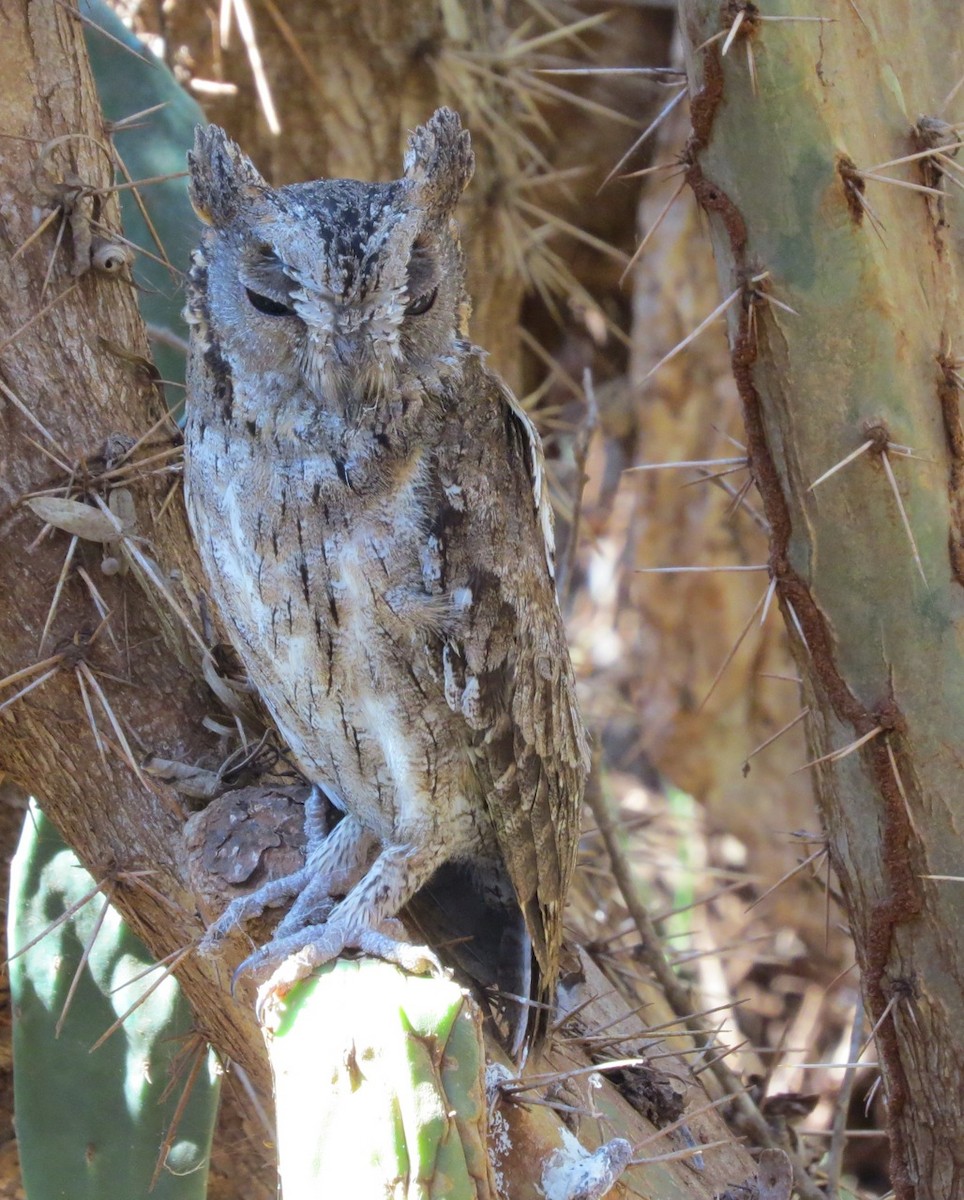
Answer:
xmin=212 ymin=179 xmax=460 ymax=417
xmin=244 ymin=223 xmax=443 ymax=379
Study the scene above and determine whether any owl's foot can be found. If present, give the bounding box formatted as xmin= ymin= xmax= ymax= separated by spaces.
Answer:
xmin=198 ymin=801 xmax=376 ymax=958
xmin=251 ymin=918 xmax=442 ymax=985
xmin=249 ymin=840 xmax=449 ymax=1018
xmin=198 ymin=866 xmax=315 ymax=956
xmin=247 ymin=917 xmax=443 ymax=1023
xmin=206 ymin=828 xmax=448 ymax=1017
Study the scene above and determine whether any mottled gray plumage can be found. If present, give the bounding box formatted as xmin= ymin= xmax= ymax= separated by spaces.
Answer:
xmin=184 ymin=110 xmax=588 ymax=1046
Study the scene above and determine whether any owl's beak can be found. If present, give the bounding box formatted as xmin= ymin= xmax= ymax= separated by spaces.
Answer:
xmin=329 ymin=326 xmax=393 ymax=375
xmin=301 ymin=327 xmax=395 ymax=413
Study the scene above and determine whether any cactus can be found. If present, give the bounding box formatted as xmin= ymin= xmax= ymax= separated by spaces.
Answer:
xmin=8 ymin=802 xmax=220 ymax=1200
xmin=675 ymin=1 xmax=964 ymax=1194
xmin=263 ymin=959 xmax=497 ymax=1199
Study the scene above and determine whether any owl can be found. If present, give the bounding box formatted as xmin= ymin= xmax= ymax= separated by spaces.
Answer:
xmin=184 ymin=109 xmax=588 ymax=1050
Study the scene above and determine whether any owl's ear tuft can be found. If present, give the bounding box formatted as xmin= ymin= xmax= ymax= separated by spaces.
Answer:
xmin=188 ymin=125 xmax=268 ymax=227
xmin=403 ymin=108 xmax=474 ymax=216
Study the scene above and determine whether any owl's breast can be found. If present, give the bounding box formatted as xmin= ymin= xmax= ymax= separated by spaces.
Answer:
xmin=185 ymin=421 xmax=483 ymax=847
xmin=189 ymin=424 xmax=435 ymax=650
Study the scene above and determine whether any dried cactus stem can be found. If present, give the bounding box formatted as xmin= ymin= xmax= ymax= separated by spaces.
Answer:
xmin=683 ymin=39 xmax=923 ymax=1190
xmin=678 ymin=1 xmax=964 ymax=1195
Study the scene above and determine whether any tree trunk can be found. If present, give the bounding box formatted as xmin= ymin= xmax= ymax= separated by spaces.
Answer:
xmin=0 ymin=0 xmax=270 ymax=1092
xmin=676 ymin=1 xmax=964 ymax=1194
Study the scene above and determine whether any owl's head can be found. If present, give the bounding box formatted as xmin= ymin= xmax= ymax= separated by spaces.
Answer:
xmin=187 ymin=109 xmax=475 ymax=408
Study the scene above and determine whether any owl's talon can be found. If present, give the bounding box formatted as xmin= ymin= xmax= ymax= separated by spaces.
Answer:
xmin=230 ymin=917 xmax=444 ymax=1021
xmin=354 ymin=929 xmax=443 ymax=977
xmin=198 ymin=921 xmax=234 ymax=959
xmin=230 ymin=960 xmax=246 ymax=996
xmin=255 ymin=980 xmax=281 ymax=1027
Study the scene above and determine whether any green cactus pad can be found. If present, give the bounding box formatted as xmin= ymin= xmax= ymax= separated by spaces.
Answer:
xmin=265 ymin=958 xmax=498 ymax=1199
xmin=8 ymin=801 xmax=220 ymax=1200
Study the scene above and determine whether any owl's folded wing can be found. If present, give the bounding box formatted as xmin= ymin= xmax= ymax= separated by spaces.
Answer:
xmin=433 ymin=356 xmax=589 ymax=1000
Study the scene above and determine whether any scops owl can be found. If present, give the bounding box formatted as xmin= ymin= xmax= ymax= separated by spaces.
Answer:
xmin=184 ymin=109 xmax=589 ymax=1049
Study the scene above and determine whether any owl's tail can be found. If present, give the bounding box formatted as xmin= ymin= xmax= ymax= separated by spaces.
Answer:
xmin=404 ymin=861 xmax=547 ymax=1060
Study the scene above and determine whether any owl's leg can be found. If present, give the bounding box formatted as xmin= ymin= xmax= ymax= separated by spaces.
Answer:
xmin=272 ymin=808 xmax=377 ymax=938
xmin=236 ymin=843 xmax=447 ymax=997
xmin=199 ymin=799 xmax=374 ymax=956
